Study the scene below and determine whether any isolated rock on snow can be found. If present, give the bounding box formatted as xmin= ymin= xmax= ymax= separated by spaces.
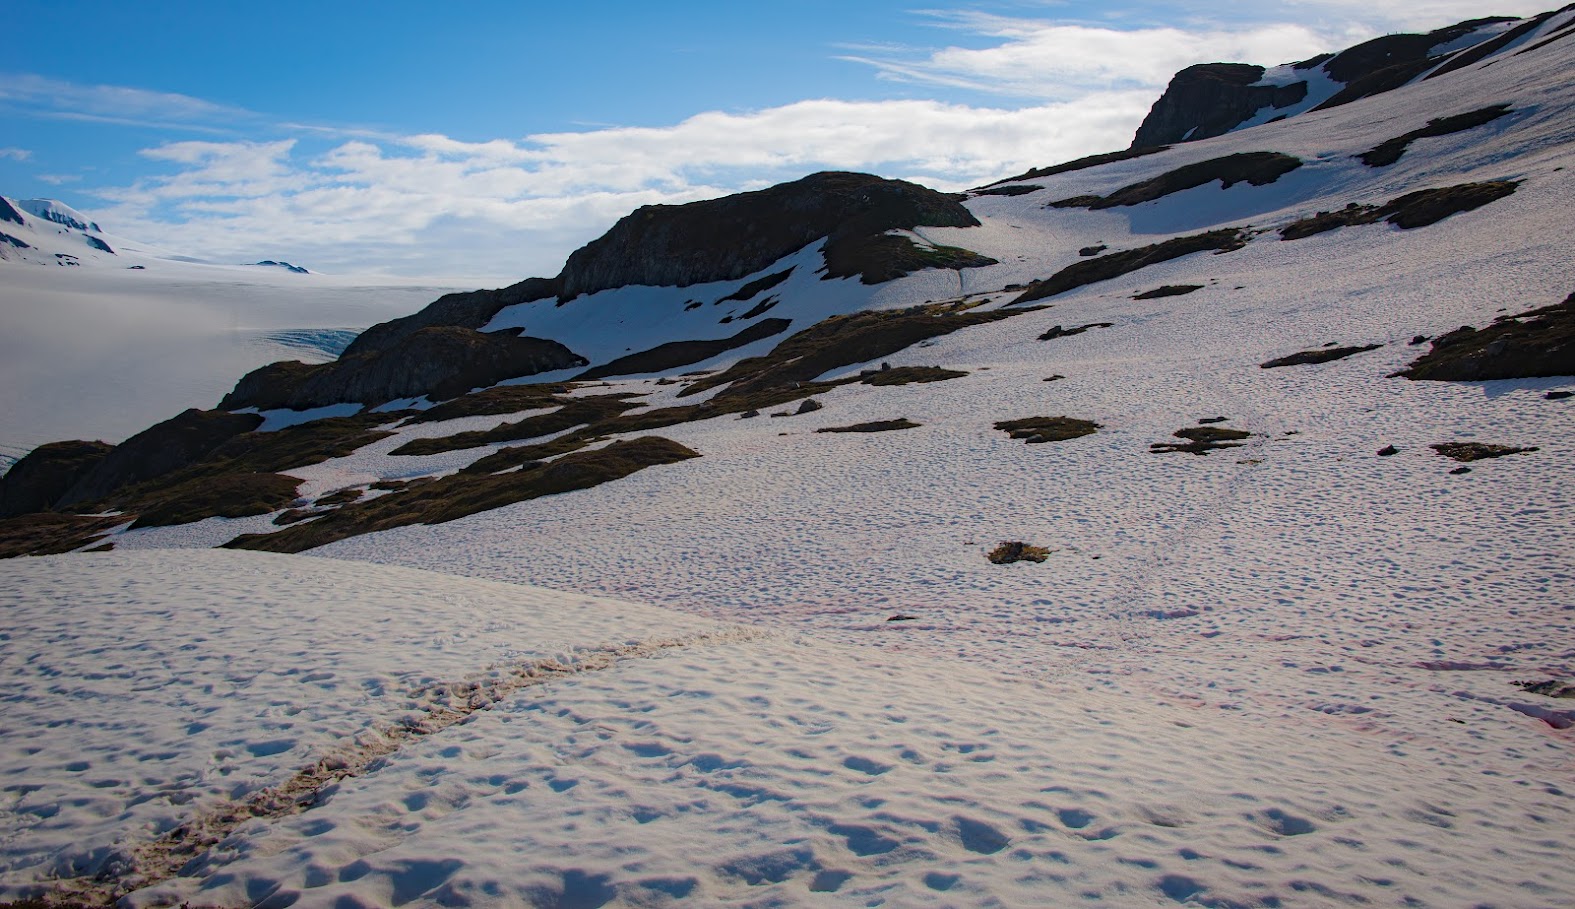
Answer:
xmin=1396 ymin=293 xmax=1575 ymax=381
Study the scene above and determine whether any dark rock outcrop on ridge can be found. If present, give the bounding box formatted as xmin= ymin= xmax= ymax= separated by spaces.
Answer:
xmin=57 ymin=409 xmax=264 ymax=508
xmin=222 ymin=326 xmax=586 ymax=411
xmin=0 ymin=440 xmax=114 ymax=518
xmin=555 ymin=171 xmax=981 ymax=299
xmin=343 ymin=276 xmax=562 ymax=358
xmin=1131 ymin=64 xmax=1308 ymax=148
xmin=1131 ymin=16 xmax=1525 ymax=147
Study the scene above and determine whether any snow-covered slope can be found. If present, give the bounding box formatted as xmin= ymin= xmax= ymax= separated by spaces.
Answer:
xmin=3 ymin=7 xmax=1575 ymax=909
xmin=0 ymin=197 xmax=476 ymax=456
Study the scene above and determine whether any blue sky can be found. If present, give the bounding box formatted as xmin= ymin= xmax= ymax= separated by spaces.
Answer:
xmin=0 ymin=0 xmax=1552 ymax=280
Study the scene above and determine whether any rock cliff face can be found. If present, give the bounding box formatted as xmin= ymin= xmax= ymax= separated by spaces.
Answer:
xmin=0 ymin=440 xmax=113 ymax=518
xmin=1130 ymin=17 xmax=1522 ymax=148
xmin=342 ymin=276 xmax=561 ymax=358
xmin=221 ymin=326 xmax=586 ymax=411
xmin=1132 ymin=64 xmax=1307 ymax=148
xmin=555 ymin=171 xmax=979 ymax=300
xmin=57 ymin=409 xmax=264 ymax=508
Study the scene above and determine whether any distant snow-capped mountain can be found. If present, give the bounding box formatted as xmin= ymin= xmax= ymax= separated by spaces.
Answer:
xmin=0 ymin=195 xmax=313 ymax=272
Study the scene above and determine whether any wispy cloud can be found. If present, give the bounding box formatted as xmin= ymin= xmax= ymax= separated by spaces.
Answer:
xmin=0 ymin=73 xmax=256 ymax=132
xmin=0 ymin=146 xmax=30 ymax=161
xmin=93 ymin=93 xmax=1151 ymax=279
xmin=840 ymin=13 xmax=1346 ymax=98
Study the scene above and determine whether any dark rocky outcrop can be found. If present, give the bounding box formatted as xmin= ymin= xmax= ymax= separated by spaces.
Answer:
xmin=1431 ymin=442 xmax=1539 ymax=462
xmin=983 ymin=147 xmax=1170 ymax=188
xmin=1132 ymin=64 xmax=1307 ymax=148
xmin=1359 ymin=105 xmax=1512 ymax=167
xmin=716 ymin=268 xmax=795 ymax=305
xmin=1051 ymin=153 xmax=1302 ymax=210
xmin=0 ymin=440 xmax=113 ymax=517
xmin=574 ymin=318 xmax=792 ymax=381
xmin=221 ymin=327 xmax=586 ymax=411
xmin=970 ymin=184 xmax=1041 ymax=197
xmin=1280 ymin=181 xmax=1520 ymax=240
xmin=0 ymin=513 xmax=125 ymax=558
xmin=1396 ymin=293 xmax=1575 ymax=381
xmin=342 ymin=277 xmax=561 ymax=358
xmin=57 ymin=409 xmax=264 ymax=508
xmin=680 ymin=303 xmax=1038 ymax=400
xmin=225 ymin=436 xmax=699 ymax=554
xmin=84 ymin=236 xmax=114 ymax=254
xmin=817 ymin=419 xmax=920 ymax=433
xmin=995 ymin=416 xmax=1100 ymax=443
xmin=1151 ymin=425 xmax=1251 ymax=455
xmin=556 ymin=172 xmax=980 ymax=299
xmin=987 ymin=541 xmax=1050 ymax=564
xmin=1261 ymin=344 xmax=1382 ymax=368
xmin=1009 ymin=229 xmax=1248 ymax=305
xmin=0 ymin=198 xmax=24 ymax=225
xmin=822 ymin=235 xmax=997 ymax=285
xmin=1134 ymin=285 xmax=1203 ymax=300
xmin=1424 ymin=14 xmax=1553 ymax=81
xmin=859 ymin=366 xmax=968 ymax=386
xmin=1039 ymin=323 xmax=1113 ymax=341
xmin=1131 ymin=16 xmax=1521 ymax=146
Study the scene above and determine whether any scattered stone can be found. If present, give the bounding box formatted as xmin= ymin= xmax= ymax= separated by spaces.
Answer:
xmin=1039 ymin=322 xmax=1114 ymax=341
xmin=739 ymin=409 xmax=761 ymax=419
xmin=1450 ymin=466 xmax=1472 ymax=475
xmin=1410 ymin=334 xmax=1430 ymax=345
xmin=1134 ymin=284 xmax=1204 ymax=300
xmin=1377 ymin=445 xmax=1399 ymax=456
xmin=1547 ymin=390 xmax=1573 ymax=400
xmin=1431 ymin=442 xmax=1539 ymax=462
xmin=1043 ymin=375 xmax=1066 ymax=382
xmin=860 ymin=366 xmax=968 ymax=386
xmin=1513 ymin=679 xmax=1575 ymax=699
xmin=817 ymin=419 xmax=921 ymax=433
xmin=971 ymin=184 xmax=1042 ymax=197
xmin=1198 ymin=416 xmax=1229 ymax=424
xmin=886 ymin=614 xmax=920 ymax=622
xmin=1078 ymin=245 xmax=1107 ymax=257
xmin=1151 ymin=425 xmax=1251 ymax=455
xmin=995 ymin=417 xmax=1101 ymax=443
xmin=795 ymin=398 xmax=824 ymax=415
xmin=1261 ymin=344 xmax=1382 ymax=368
xmin=987 ymin=541 xmax=1051 ymax=564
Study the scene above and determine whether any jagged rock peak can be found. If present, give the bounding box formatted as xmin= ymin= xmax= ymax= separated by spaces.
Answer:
xmin=556 ymin=171 xmax=979 ymax=300
xmin=1130 ymin=12 xmax=1546 ymax=148
xmin=1131 ymin=63 xmax=1307 ymax=148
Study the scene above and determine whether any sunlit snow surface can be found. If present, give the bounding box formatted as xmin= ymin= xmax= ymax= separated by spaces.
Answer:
xmin=0 ymin=213 xmax=472 ymax=451
xmin=6 ymin=12 xmax=1575 ymax=909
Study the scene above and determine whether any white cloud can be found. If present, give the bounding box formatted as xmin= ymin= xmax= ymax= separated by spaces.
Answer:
xmin=0 ymin=147 xmax=30 ymax=161
xmin=842 ymin=15 xmax=1341 ymax=98
xmin=92 ymin=92 xmax=1150 ymax=280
